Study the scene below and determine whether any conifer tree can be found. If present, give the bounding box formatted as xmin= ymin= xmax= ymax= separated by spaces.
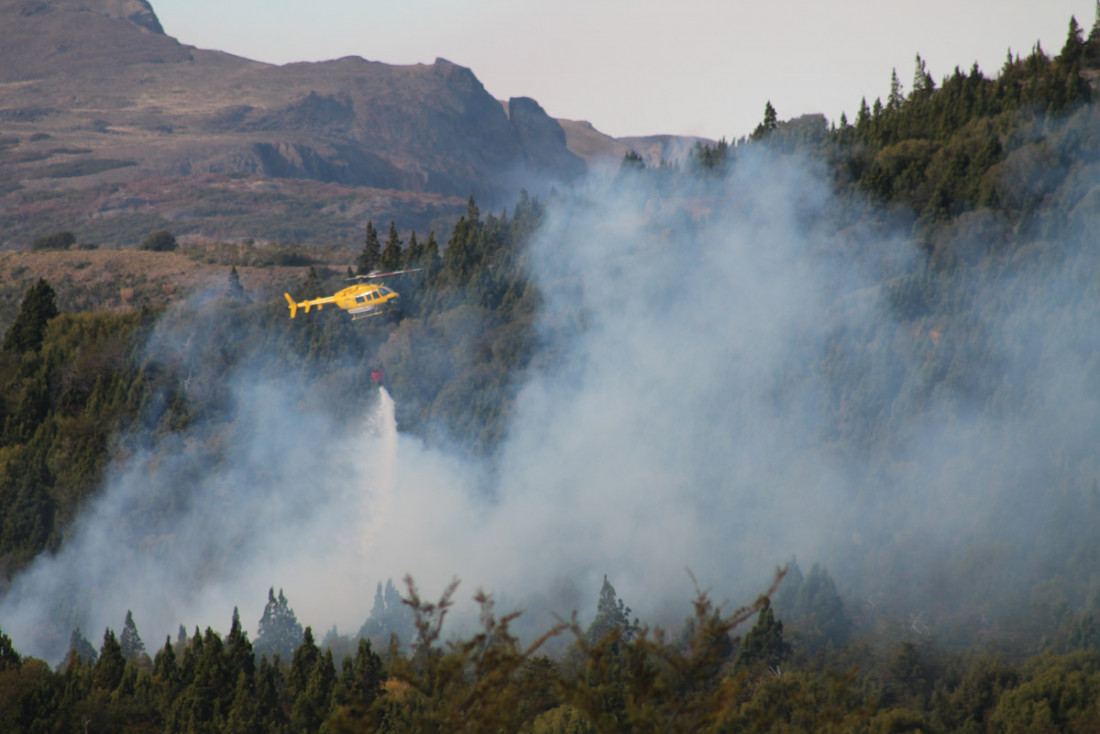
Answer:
xmin=120 ymin=609 xmax=147 ymax=660
xmin=856 ymin=97 xmax=871 ymax=131
xmin=423 ymin=230 xmax=442 ymax=276
xmin=255 ymin=587 xmax=304 ymax=662
xmin=888 ymin=68 xmax=905 ymax=110
xmin=225 ymin=671 xmax=261 ymax=734
xmin=227 ymin=266 xmax=245 ymax=300
xmin=584 ymin=575 xmax=639 ymax=645
xmin=291 ymin=640 xmax=335 ymax=732
xmin=153 ymin=636 xmax=178 ymax=686
xmin=226 ymin=606 xmax=255 ymax=681
xmin=340 ymin=637 xmax=386 ymax=706
xmin=620 ymin=149 xmax=646 ymax=173
xmin=734 ymin=597 xmax=790 ymax=670
xmin=751 ymin=101 xmax=779 ymax=141
xmin=1086 ymin=6 xmax=1100 ymax=66
xmin=295 ymin=266 xmax=324 ymax=301
xmin=67 ymin=627 xmax=98 ymax=666
xmin=403 ymin=230 xmax=422 ymax=268
xmin=359 ymin=578 xmax=416 ymax=648
xmin=1059 ymin=15 xmax=1086 ymax=67
xmin=94 ymin=628 xmax=126 ymax=690
xmin=357 ymin=221 xmax=381 ymax=274
xmin=380 ymin=221 xmax=403 ymax=270
xmin=912 ymin=54 xmax=934 ymax=99
xmin=3 ymin=278 xmax=58 ymax=353
xmin=0 ymin=625 xmax=20 ymax=672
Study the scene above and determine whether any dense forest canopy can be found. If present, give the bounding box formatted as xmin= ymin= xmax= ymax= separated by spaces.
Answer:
xmin=4 ymin=11 xmax=1100 ymax=732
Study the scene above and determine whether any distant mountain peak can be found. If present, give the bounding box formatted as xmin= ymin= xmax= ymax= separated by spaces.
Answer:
xmin=5 ymin=0 xmax=165 ymax=33
xmin=102 ymin=0 xmax=164 ymax=34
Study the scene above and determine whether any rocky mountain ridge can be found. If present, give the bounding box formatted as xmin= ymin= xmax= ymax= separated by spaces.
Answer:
xmin=0 ymin=0 xmax=700 ymax=248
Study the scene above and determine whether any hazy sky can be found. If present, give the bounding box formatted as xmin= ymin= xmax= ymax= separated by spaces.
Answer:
xmin=151 ymin=0 xmax=1095 ymax=140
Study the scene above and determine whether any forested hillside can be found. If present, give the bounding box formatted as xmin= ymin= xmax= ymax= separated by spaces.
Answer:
xmin=4 ymin=12 xmax=1100 ymax=734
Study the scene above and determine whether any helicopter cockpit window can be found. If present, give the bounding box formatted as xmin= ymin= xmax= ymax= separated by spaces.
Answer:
xmin=378 ymin=287 xmax=392 ymax=296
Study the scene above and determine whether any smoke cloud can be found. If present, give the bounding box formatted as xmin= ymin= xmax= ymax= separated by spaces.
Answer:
xmin=3 ymin=145 xmax=1099 ymax=661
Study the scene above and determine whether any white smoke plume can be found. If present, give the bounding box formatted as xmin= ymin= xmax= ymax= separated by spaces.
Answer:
xmin=2 ymin=144 xmax=1098 ymax=661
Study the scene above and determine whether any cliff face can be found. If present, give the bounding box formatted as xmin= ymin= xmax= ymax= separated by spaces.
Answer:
xmin=508 ymin=97 xmax=587 ymax=183
xmin=0 ymin=0 xmax=586 ymax=246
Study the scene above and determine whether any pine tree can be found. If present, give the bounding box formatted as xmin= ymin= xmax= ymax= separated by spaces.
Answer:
xmin=789 ymin=563 xmax=851 ymax=650
xmin=888 ymin=67 xmax=905 ymax=110
xmin=120 ymin=610 xmax=147 ymax=660
xmin=153 ymin=636 xmax=178 ymax=686
xmin=0 ymin=625 xmax=20 ymax=672
xmin=620 ymin=149 xmax=646 ymax=173
xmin=3 ymin=278 xmax=58 ymax=353
xmin=357 ymin=221 xmax=381 ymax=274
xmin=225 ymin=671 xmax=262 ymax=734
xmin=341 ymin=638 xmax=386 ymax=705
xmin=1086 ymin=5 xmax=1100 ymax=66
xmin=1059 ymin=15 xmax=1086 ymax=67
xmin=584 ymin=576 xmax=639 ymax=645
xmin=359 ymin=578 xmax=416 ymax=648
xmin=255 ymin=587 xmax=304 ymax=662
xmin=734 ymin=597 xmax=791 ymax=670
xmin=287 ymin=626 xmax=320 ymax=697
xmin=912 ymin=54 xmax=934 ymax=99
xmin=295 ymin=266 xmax=324 ymax=301
xmin=380 ymin=221 xmax=403 ymax=270
xmin=856 ymin=97 xmax=871 ymax=131
xmin=66 ymin=627 xmax=98 ymax=666
xmin=94 ymin=628 xmax=126 ymax=690
xmin=751 ymin=101 xmax=779 ymax=141
xmin=292 ymin=648 xmax=336 ymax=732
xmin=423 ymin=230 xmax=442 ymax=276
xmin=226 ymin=606 xmax=255 ymax=681
xmin=403 ymin=231 xmax=422 ymax=268
xmin=227 ymin=266 xmax=245 ymax=299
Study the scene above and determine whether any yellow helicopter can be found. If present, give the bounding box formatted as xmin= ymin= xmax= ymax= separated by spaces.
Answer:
xmin=285 ymin=268 xmax=421 ymax=320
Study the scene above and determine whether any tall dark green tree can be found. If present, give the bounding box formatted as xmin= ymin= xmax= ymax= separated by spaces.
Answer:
xmin=423 ymin=230 xmax=442 ymax=276
xmin=912 ymin=54 xmax=935 ymax=99
xmin=403 ymin=230 xmax=423 ymax=268
xmin=357 ymin=221 xmax=381 ymax=274
xmin=359 ymin=578 xmax=416 ymax=649
xmin=584 ymin=576 xmax=639 ymax=645
xmin=751 ymin=101 xmax=779 ymax=141
xmin=226 ymin=266 xmax=245 ymax=300
xmin=153 ymin=636 xmax=178 ymax=687
xmin=254 ymin=587 xmax=304 ymax=662
xmin=287 ymin=626 xmax=320 ymax=696
xmin=67 ymin=627 xmax=98 ymax=665
xmin=620 ymin=149 xmax=646 ymax=173
xmin=888 ymin=68 xmax=905 ymax=110
xmin=94 ymin=628 xmax=126 ymax=691
xmin=734 ymin=597 xmax=791 ymax=670
xmin=3 ymin=279 xmax=58 ymax=353
xmin=225 ymin=606 xmax=255 ymax=681
xmin=120 ymin=610 xmax=147 ymax=661
xmin=0 ymin=625 xmax=20 ymax=672
xmin=380 ymin=221 xmax=404 ymax=271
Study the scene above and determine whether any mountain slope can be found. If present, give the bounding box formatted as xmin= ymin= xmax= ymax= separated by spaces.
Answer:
xmin=0 ymin=0 xmax=585 ymax=247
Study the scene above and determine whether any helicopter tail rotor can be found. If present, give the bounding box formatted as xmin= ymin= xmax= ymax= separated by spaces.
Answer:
xmin=285 ymin=293 xmax=298 ymax=319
